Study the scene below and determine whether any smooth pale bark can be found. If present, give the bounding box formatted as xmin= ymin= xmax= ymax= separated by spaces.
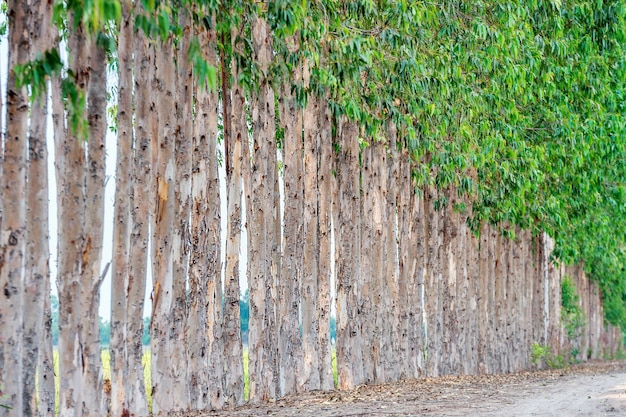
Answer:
xmin=81 ymin=31 xmax=108 ymax=417
xmin=0 ymin=0 xmax=29 ymax=413
xmin=223 ymin=24 xmax=245 ymax=407
xmin=24 ymin=0 xmax=51 ymax=413
xmin=371 ymin=140 xmax=386 ymax=382
xmin=126 ymin=5 xmax=151 ymax=413
xmin=58 ymin=14 xmax=88 ymax=417
xmin=279 ymin=50 xmax=304 ymax=396
xmin=336 ymin=118 xmax=363 ymax=389
xmin=111 ymin=3 xmax=133 ymax=414
xmin=316 ymin=98 xmax=334 ymax=391
xmin=301 ymin=82 xmax=321 ymax=390
xmin=151 ymin=37 xmax=177 ymax=415
xmin=359 ymin=145 xmax=374 ymax=383
xmin=187 ymin=23 xmax=224 ymax=411
xmin=170 ymin=13 xmax=193 ymax=410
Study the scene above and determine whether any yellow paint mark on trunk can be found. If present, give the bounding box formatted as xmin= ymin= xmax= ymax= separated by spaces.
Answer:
xmin=158 ymin=177 xmax=168 ymax=201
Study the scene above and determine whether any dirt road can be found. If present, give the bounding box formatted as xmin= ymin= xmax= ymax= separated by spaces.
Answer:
xmin=191 ymin=360 xmax=626 ymax=417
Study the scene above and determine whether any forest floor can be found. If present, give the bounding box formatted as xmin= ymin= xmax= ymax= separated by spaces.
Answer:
xmin=186 ymin=360 xmax=626 ymax=417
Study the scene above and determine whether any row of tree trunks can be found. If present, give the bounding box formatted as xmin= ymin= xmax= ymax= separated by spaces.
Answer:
xmin=3 ymin=6 xmax=626 ymax=413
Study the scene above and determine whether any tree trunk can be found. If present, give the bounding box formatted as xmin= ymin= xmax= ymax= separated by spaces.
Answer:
xmin=477 ymin=224 xmax=489 ymax=374
xmin=81 ymin=28 xmax=108 ymax=417
xmin=466 ymin=211 xmax=480 ymax=375
xmin=0 ymin=0 xmax=29 ymax=413
xmin=248 ymin=15 xmax=279 ymax=402
xmin=455 ymin=201 xmax=469 ymax=374
xmin=359 ymin=144 xmax=374 ymax=383
xmin=301 ymin=74 xmax=321 ymax=390
xmin=42 ymin=38 xmax=66 ymax=417
xmin=409 ymin=183 xmax=426 ymax=378
xmin=336 ymin=117 xmax=363 ymax=389
xmin=170 ymin=12 xmax=193 ymax=410
xmin=126 ymin=3 xmax=152 ymax=413
xmin=371 ymin=140 xmax=386 ymax=382
xmin=384 ymin=125 xmax=400 ymax=381
xmin=24 ymin=0 xmax=51 ymax=413
xmin=279 ymin=49 xmax=304 ymax=396
xmin=187 ymin=21 xmax=224 ymax=411
xmin=396 ymin=150 xmax=412 ymax=379
xmin=58 ymin=13 xmax=89 ymax=417
xmin=497 ymin=232 xmax=508 ymax=372
xmin=317 ymin=96 xmax=334 ymax=391
xmin=151 ymin=35 xmax=177 ymax=415
xmin=110 ymin=2 xmax=133 ymax=414
xmin=486 ymin=226 xmax=497 ymax=373
xmin=424 ymin=185 xmax=440 ymax=377
xmin=223 ymin=23 xmax=245 ymax=407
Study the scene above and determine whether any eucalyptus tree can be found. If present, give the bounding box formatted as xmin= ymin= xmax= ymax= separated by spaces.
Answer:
xmin=126 ymin=2 xmax=151 ymax=411
xmin=23 ymin=0 xmax=53 ymax=413
xmin=0 ymin=0 xmax=29 ymax=413
xmin=247 ymin=9 xmax=280 ymax=402
xmin=110 ymin=0 xmax=133 ymax=414
xmin=187 ymin=15 xmax=223 ymax=409
xmin=222 ymin=4 xmax=246 ymax=405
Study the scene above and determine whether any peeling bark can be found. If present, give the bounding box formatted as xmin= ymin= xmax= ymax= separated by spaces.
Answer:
xmin=317 ymin=97 xmax=334 ymax=391
xmin=151 ymin=36 xmax=178 ymax=415
xmin=336 ymin=118 xmax=363 ymax=389
xmin=223 ymin=23 xmax=245 ymax=407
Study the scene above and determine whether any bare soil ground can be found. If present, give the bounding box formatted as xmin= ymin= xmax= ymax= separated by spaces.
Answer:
xmin=186 ymin=360 xmax=626 ymax=417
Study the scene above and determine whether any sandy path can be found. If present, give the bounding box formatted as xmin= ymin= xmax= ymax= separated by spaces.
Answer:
xmin=482 ymin=370 xmax=626 ymax=416
xmin=188 ymin=361 xmax=626 ymax=417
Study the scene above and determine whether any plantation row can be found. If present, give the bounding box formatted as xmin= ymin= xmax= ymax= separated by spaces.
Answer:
xmin=1 ymin=1 xmax=625 ymax=416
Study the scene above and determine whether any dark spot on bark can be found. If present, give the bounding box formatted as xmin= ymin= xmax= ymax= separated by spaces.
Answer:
xmin=4 ymin=285 xmax=10 ymax=298
xmin=8 ymin=231 xmax=18 ymax=246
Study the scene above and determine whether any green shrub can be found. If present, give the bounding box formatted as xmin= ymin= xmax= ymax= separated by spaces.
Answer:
xmin=561 ymin=276 xmax=586 ymax=359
